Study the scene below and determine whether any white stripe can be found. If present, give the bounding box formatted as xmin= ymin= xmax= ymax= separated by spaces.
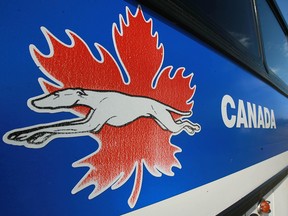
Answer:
xmin=124 ymin=151 xmax=288 ymax=216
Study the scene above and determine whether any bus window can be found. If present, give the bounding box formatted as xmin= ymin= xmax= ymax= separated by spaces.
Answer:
xmin=179 ymin=0 xmax=259 ymax=57
xmin=138 ymin=0 xmax=288 ymax=95
xmin=257 ymin=0 xmax=288 ymax=84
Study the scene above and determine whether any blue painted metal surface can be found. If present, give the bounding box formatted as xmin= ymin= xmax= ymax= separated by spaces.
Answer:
xmin=0 ymin=0 xmax=287 ymax=215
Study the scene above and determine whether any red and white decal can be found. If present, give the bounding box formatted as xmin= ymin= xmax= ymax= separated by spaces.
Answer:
xmin=3 ymin=6 xmax=200 ymax=208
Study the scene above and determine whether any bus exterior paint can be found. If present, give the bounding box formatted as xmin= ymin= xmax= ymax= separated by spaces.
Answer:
xmin=0 ymin=0 xmax=287 ymax=215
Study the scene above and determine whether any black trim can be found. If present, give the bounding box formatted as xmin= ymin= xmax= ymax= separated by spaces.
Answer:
xmin=217 ymin=166 xmax=288 ymax=216
xmin=255 ymin=0 xmax=288 ymax=95
xmin=268 ymin=0 xmax=288 ymax=35
xmin=135 ymin=0 xmax=288 ymax=96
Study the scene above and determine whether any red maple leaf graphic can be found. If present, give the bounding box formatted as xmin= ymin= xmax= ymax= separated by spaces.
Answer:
xmin=30 ymin=6 xmax=196 ymax=208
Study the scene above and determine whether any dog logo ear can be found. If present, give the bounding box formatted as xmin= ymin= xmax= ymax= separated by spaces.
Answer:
xmin=76 ymin=89 xmax=87 ymax=97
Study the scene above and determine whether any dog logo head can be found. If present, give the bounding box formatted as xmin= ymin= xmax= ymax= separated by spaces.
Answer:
xmin=3 ymin=6 xmax=201 ymax=208
xmin=30 ymin=89 xmax=88 ymax=110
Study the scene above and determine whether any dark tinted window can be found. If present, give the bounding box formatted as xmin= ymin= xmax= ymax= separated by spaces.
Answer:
xmin=257 ymin=0 xmax=288 ymax=84
xmin=180 ymin=0 xmax=259 ymax=56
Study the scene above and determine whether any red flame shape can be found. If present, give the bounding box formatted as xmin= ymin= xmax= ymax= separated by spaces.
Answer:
xmin=30 ymin=6 xmax=196 ymax=208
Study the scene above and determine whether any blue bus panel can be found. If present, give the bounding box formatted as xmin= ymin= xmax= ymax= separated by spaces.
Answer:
xmin=1 ymin=0 xmax=287 ymax=215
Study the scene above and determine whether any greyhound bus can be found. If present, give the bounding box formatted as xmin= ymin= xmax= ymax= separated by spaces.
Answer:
xmin=0 ymin=0 xmax=287 ymax=215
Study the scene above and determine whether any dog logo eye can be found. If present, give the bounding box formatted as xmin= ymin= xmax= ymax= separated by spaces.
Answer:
xmin=76 ymin=90 xmax=86 ymax=97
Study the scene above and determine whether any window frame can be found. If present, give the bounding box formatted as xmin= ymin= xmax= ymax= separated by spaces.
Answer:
xmin=256 ymin=0 xmax=288 ymax=93
xmin=136 ymin=0 xmax=288 ymax=96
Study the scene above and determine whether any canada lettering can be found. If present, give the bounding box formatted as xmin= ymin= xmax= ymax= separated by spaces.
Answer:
xmin=221 ymin=94 xmax=276 ymax=129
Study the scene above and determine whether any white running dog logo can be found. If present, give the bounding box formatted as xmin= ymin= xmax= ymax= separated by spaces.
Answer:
xmin=4 ymin=88 xmax=200 ymax=148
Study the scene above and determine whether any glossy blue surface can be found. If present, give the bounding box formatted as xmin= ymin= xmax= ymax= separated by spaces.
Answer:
xmin=0 ymin=1 xmax=287 ymax=215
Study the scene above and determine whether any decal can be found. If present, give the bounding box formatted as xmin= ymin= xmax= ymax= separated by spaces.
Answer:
xmin=2 ymin=6 xmax=201 ymax=208
xmin=221 ymin=94 xmax=276 ymax=129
